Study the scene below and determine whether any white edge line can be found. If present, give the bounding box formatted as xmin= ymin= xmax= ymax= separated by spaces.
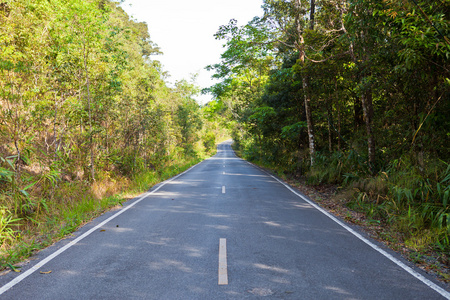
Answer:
xmin=0 ymin=162 xmax=202 ymax=295
xmin=244 ymin=161 xmax=450 ymax=299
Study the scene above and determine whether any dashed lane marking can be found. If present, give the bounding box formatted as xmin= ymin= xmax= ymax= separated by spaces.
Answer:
xmin=218 ymin=238 xmax=228 ymax=285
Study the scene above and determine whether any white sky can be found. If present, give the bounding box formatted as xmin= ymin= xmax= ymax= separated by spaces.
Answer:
xmin=120 ymin=0 xmax=264 ymax=104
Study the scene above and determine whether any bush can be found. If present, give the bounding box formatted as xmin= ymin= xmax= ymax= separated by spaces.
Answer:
xmin=202 ymin=131 xmax=216 ymax=154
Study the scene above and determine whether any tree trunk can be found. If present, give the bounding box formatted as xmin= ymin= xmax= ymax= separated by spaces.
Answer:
xmin=354 ymin=96 xmax=363 ymax=130
xmin=326 ymin=100 xmax=333 ymax=152
xmin=303 ymin=76 xmax=315 ymax=166
xmin=299 ymin=49 xmax=315 ymax=165
xmin=83 ymin=41 xmax=95 ymax=181
xmin=361 ymin=89 xmax=375 ymax=171
xmin=258 ymin=132 xmax=262 ymax=162
xmin=294 ymin=0 xmax=316 ymax=166
xmin=337 ymin=101 xmax=341 ymax=151
xmin=310 ymin=0 xmax=315 ymax=30
xmin=53 ymin=93 xmax=58 ymax=162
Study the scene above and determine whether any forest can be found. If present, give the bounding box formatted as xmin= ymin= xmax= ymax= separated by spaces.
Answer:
xmin=0 ymin=0 xmax=449 ymax=281
xmin=0 ymin=0 xmax=227 ymax=269
xmin=207 ymin=0 xmax=450 ymax=277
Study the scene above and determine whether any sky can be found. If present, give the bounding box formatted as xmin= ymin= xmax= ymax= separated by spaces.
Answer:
xmin=120 ymin=0 xmax=264 ymax=104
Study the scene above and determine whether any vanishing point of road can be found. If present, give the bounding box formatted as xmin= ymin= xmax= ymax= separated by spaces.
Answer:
xmin=1 ymin=141 xmax=449 ymax=299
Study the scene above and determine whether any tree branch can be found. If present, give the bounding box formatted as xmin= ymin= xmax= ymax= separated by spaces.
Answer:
xmin=305 ymin=50 xmax=351 ymax=63
xmin=408 ymin=0 xmax=450 ymax=46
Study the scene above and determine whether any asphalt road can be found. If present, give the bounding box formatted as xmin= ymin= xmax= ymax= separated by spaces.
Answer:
xmin=1 ymin=141 xmax=449 ymax=299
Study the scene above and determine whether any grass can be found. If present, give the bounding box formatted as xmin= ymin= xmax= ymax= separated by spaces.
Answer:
xmin=234 ymin=143 xmax=450 ymax=283
xmin=0 ymin=155 xmax=204 ymax=272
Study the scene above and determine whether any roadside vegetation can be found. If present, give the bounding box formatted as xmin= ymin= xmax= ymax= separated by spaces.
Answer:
xmin=208 ymin=0 xmax=450 ymax=281
xmin=0 ymin=0 xmax=229 ymax=271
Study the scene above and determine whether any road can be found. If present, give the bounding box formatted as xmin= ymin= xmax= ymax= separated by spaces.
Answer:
xmin=1 ymin=141 xmax=449 ymax=299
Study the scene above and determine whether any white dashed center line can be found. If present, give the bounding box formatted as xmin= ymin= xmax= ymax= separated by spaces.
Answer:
xmin=218 ymin=238 xmax=228 ymax=285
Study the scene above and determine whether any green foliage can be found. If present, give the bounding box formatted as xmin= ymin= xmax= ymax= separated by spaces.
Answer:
xmin=0 ymin=0 xmax=228 ymax=266
xmin=202 ymin=132 xmax=216 ymax=154
xmin=208 ymin=0 xmax=450 ymax=259
xmin=0 ymin=155 xmax=202 ymax=269
xmin=0 ymin=207 xmax=21 ymax=248
xmin=308 ymin=150 xmax=370 ymax=185
xmin=345 ymin=157 xmax=450 ymax=253
xmin=281 ymin=122 xmax=306 ymax=141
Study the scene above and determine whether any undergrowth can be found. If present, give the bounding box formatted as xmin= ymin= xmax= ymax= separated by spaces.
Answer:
xmin=310 ymin=152 xmax=450 ymax=279
xmin=0 ymin=155 xmax=204 ymax=271
xmin=236 ymin=142 xmax=450 ymax=280
xmin=346 ymin=156 xmax=450 ymax=259
xmin=302 ymin=150 xmax=450 ymax=256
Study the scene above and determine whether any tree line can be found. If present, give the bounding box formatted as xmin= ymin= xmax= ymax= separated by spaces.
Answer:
xmin=0 ymin=0 xmax=226 ymax=260
xmin=208 ymin=0 xmax=450 ymax=261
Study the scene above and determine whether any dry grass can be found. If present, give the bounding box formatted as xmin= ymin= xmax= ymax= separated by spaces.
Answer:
xmin=0 ymin=156 xmax=203 ymax=271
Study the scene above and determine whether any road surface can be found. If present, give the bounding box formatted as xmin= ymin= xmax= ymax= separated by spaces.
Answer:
xmin=1 ymin=141 xmax=449 ymax=299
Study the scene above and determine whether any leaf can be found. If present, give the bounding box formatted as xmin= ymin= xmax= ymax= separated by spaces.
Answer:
xmin=0 ymin=168 xmax=14 ymax=182
xmin=22 ymin=181 xmax=37 ymax=191
xmin=7 ymin=263 xmax=21 ymax=272
xmin=40 ymin=270 xmax=52 ymax=274
xmin=19 ymin=189 xmax=30 ymax=198
xmin=5 ymin=158 xmax=15 ymax=170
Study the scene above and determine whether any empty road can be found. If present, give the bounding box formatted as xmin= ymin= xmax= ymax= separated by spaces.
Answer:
xmin=1 ymin=141 xmax=448 ymax=299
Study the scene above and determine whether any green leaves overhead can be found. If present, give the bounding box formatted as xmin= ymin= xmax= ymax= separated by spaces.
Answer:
xmin=208 ymin=0 xmax=449 ymax=169
xmin=206 ymin=0 xmax=450 ymax=255
xmin=0 ymin=0 xmax=222 ymax=186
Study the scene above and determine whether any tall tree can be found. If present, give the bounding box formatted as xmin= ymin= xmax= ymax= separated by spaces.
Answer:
xmin=263 ymin=0 xmax=317 ymax=165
